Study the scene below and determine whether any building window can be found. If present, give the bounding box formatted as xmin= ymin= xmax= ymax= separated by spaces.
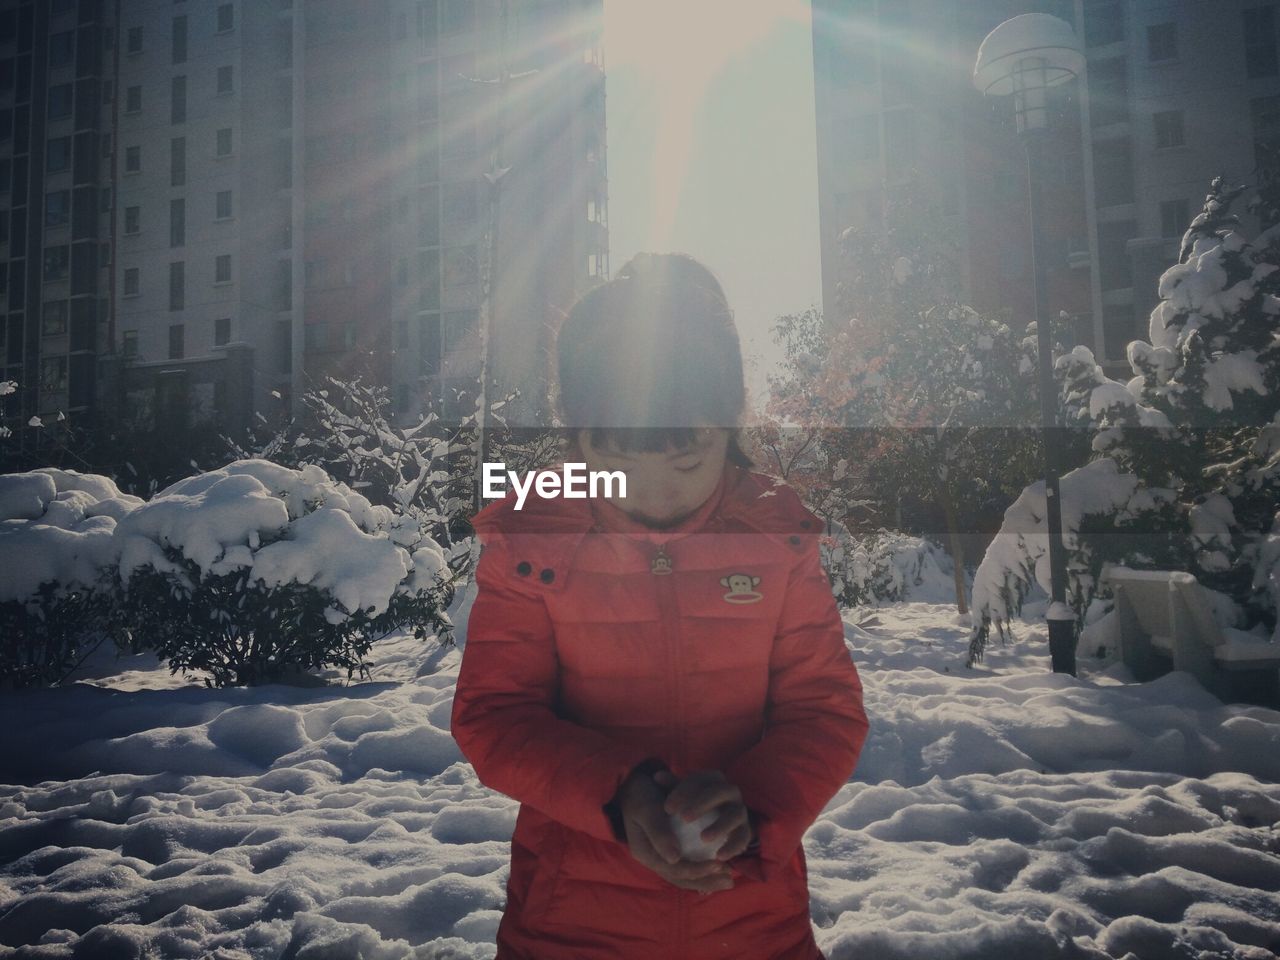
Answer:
xmin=1147 ymin=22 xmax=1177 ymax=62
xmin=49 ymin=31 xmax=75 ymax=69
xmin=41 ymin=356 xmax=68 ymax=394
xmin=170 ymin=198 xmax=185 ymax=247
xmin=305 ymin=258 xmax=324 ymax=288
xmin=125 ymin=144 xmax=141 ymax=173
xmin=1153 ymin=110 xmax=1184 ymax=148
xmin=442 ymin=309 xmax=476 ymax=353
xmin=1097 ymin=219 xmax=1136 ymax=290
xmin=44 ymin=246 xmax=71 ymax=282
xmin=217 ymin=65 xmax=234 ymax=95
xmin=172 ymin=76 xmax=187 ymax=123
xmin=122 ymin=330 xmax=138 ymax=356
xmin=1245 ymin=6 xmax=1279 ymax=79
xmin=49 ymin=83 xmax=73 ymax=120
xmin=419 ymin=249 xmax=440 ymax=309
xmin=215 ymin=316 xmax=231 ymax=346
xmin=102 ymin=80 xmax=113 ymax=105
xmin=217 ymin=3 xmax=235 ymax=32
xmin=101 ymin=131 xmax=112 ymax=157
xmin=216 ymin=127 xmax=233 ymax=156
xmin=441 ymin=0 xmax=474 ymax=36
xmin=417 ymin=62 xmax=439 ymax=120
xmin=47 ymin=136 xmax=72 ymax=172
xmin=123 ymin=267 xmax=140 ymax=297
xmin=45 ymin=191 xmax=70 ymax=228
xmin=216 ymin=190 xmax=233 ymax=220
xmin=420 ymin=314 xmax=440 ymax=371
xmin=100 ymin=241 xmax=112 ymax=267
xmin=126 ymin=85 xmax=142 ymax=113
xmin=1084 ymin=0 xmax=1123 ymax=48
xmin=443 ymin=245 xmax=477 ymax=287
xmin=1089 ymin=57 xmax=1128 ymax=127
xmin=417 ymin=0 xmax=438 ymax=49
xmin=126 ymin=25 xmax=143 ymax=54
xmin=883 ymin=109 xmax=916 ymax=171
xmin=1103 ymin=304 xmax=1136 ymax=361
xmin=169 ymin=323 xmax=184 ymax=359
xmin=171 ymin=137 xmax=186 ymax=186
xmin=172 ymin=15 xmax=187 ymax=64
xmin=1093 ymin=137 xmax=1134 ymax=206
xmin=42 ymin=300 xmax=68 ymax=337
xmin=442 ymin=180 xmax=476 ymax=224
xmin=1252 ymin=94 xmax=1280 ymax=205
xmin=1160 ymin=199 xmax=1189 ymax=238
xmin=170 ymin=261 xmax=184 ymax=310
xmin=125 ymin=205 xmax=141 ymax=234
xmin=215 ymin=254 xmax=232 ymax=283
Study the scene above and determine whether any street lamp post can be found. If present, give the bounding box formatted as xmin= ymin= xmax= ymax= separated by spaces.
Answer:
xmin=974 ymin=14 xmax=1084 ymax=675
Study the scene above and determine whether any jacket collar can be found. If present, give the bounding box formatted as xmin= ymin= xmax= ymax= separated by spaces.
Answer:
xmin=468 ymin=461 xmax=809 ymax=591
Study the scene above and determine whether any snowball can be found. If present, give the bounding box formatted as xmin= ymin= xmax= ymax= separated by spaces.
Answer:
xmin=670 ymin=809 xmax=725 ymax=861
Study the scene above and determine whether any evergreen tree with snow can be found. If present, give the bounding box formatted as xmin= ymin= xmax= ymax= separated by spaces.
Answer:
xmin=969 ymin=178 xmax=1280 ymax=666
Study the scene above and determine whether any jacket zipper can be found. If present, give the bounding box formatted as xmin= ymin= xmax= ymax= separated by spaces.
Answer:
xmin=651 ymin=539 xmax=688 ymax=957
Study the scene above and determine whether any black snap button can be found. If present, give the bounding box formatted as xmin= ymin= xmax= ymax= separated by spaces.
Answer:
xmin=516 ymin=561 xmax=532 ymax=576
xmin=789 ymin=535 xmax=801 ymax=545
xmin=800 ymin=519 xmax=813 ymax=528
xmin=539 ymin=568 xmax=555 ymax=584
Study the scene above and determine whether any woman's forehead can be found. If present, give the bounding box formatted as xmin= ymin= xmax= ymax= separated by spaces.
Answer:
xmin=590 ymin=427 xmax=721 ymax=457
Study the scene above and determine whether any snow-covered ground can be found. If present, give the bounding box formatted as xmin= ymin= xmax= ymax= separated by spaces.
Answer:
xmin=2 ymin=586 xmax=1279 ymax=959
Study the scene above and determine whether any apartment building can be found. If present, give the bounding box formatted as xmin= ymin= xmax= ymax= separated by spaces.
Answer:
xmin=0 ymin=0 xmax=115 ymax=441
xmin=812 ymin=0 xmax=1279 ymax=370
xmin=1102 ymin=1 xmax=1280 ymax=344
xmin=6 ymin=0 xmax=609 ymax=444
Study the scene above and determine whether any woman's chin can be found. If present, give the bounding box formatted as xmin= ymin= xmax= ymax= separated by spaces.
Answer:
xmin=630 ymin=510 xmax=691 ymax=530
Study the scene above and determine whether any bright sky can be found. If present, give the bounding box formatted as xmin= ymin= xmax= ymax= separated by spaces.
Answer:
xmin=601 ymin=0 xmax=821 ymax=415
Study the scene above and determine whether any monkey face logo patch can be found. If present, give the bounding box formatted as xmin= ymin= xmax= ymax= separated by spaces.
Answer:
xmin=720 ymin=572 xmax=763 ymax=604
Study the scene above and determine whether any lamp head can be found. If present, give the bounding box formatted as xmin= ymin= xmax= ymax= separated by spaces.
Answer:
xmin=974 ymin=14 xmax=1083 ymax=133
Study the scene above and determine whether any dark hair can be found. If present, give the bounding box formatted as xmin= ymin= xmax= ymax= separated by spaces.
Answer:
xmin=553 ymin=253 xmax=754 ymax=468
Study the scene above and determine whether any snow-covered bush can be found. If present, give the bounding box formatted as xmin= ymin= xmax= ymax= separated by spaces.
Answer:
xmin=114 ymin=459 xmax=454 ymax=687
xmin=969 ymin=179 xmax=1280 ymax=665
xmin=0 ymin=469 xmax=142 ymax=687
xmin=821 ymin=525 xmax=959 ymax=608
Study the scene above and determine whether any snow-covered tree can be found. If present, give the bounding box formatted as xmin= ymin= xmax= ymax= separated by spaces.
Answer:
xmin=769 ymin=198 xmax=1041 ymax=614
xmin=969 ymin=178 xmax=1280 ymax=665
xmin=227 ymin=374 xmax=539 ymax=585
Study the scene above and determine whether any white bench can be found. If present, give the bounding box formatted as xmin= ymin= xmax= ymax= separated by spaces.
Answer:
xmin=1103 ymin=566 xmax=1280 ymax=704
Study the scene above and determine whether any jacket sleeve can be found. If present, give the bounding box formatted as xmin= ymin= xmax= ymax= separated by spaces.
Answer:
xmin=451 ymin=533 xmax=657 ymax=844
xmin=723 ymin=539 xmax=869 ymax=883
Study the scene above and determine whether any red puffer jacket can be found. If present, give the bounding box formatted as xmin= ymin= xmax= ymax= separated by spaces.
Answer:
xmin=452 ymin=461 xmax=869 ymax=960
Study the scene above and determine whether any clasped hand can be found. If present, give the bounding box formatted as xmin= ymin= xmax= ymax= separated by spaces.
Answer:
xmin=616 ymin=767 xmax=755 ymax=894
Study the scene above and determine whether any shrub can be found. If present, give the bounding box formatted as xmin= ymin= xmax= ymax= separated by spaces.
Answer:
xmin=114 ymin=459 xmax=454 ymax=687
xmin=0 ymin=469 xmax=141 ymax=688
